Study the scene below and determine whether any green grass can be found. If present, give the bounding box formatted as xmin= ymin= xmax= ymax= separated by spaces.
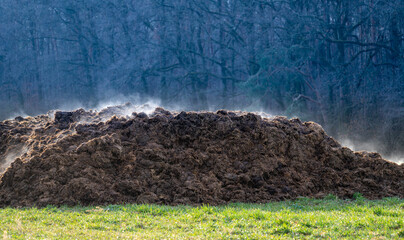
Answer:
xmin=0 ymin=196 xmax=403 ymax=239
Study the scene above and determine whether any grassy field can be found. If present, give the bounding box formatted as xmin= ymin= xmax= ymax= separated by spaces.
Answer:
xmin=0 ymin=195 xmax=403 ymax=239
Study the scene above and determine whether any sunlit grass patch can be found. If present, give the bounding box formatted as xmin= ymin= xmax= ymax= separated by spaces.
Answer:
xmin=0 ymin=197 xmax=403 ymax=239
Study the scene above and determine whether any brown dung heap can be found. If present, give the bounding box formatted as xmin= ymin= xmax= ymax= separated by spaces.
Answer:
xmin=0 ymin=103 xmax=403 ymax=207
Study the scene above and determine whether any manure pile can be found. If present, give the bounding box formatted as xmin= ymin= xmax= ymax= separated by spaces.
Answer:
xmin=0 ymin=104 xmax=403 ymax=207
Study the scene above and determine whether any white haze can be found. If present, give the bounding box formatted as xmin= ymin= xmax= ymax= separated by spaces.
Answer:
xmin=3 ymin=96 xmax=402 ymax=165
xmin=94 ymin=95 xmax=162 ymax=115
xmin=44 ymin=95 xmax=163 ymax=122
xmin=0 ymin=145 xmax=28 ymax=174
xmin=5 ymin=111 xmax=29 ymax=121
xmin=340 ymin=139 xmax=403 ymax=164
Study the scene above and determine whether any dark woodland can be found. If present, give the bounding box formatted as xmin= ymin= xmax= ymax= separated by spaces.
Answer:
xmin=0 ymin=0 xmax=403 ymax=157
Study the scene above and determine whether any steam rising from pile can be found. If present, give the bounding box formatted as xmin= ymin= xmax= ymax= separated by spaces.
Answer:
xmin=0 ymin=145 xmax=27 ymax=173
xmin=0 ymin=103 xmax=402 ymax=207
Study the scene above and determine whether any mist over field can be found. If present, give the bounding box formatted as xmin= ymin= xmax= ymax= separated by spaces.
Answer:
xmin=0 ymin=0 xmax=403 ymax=159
